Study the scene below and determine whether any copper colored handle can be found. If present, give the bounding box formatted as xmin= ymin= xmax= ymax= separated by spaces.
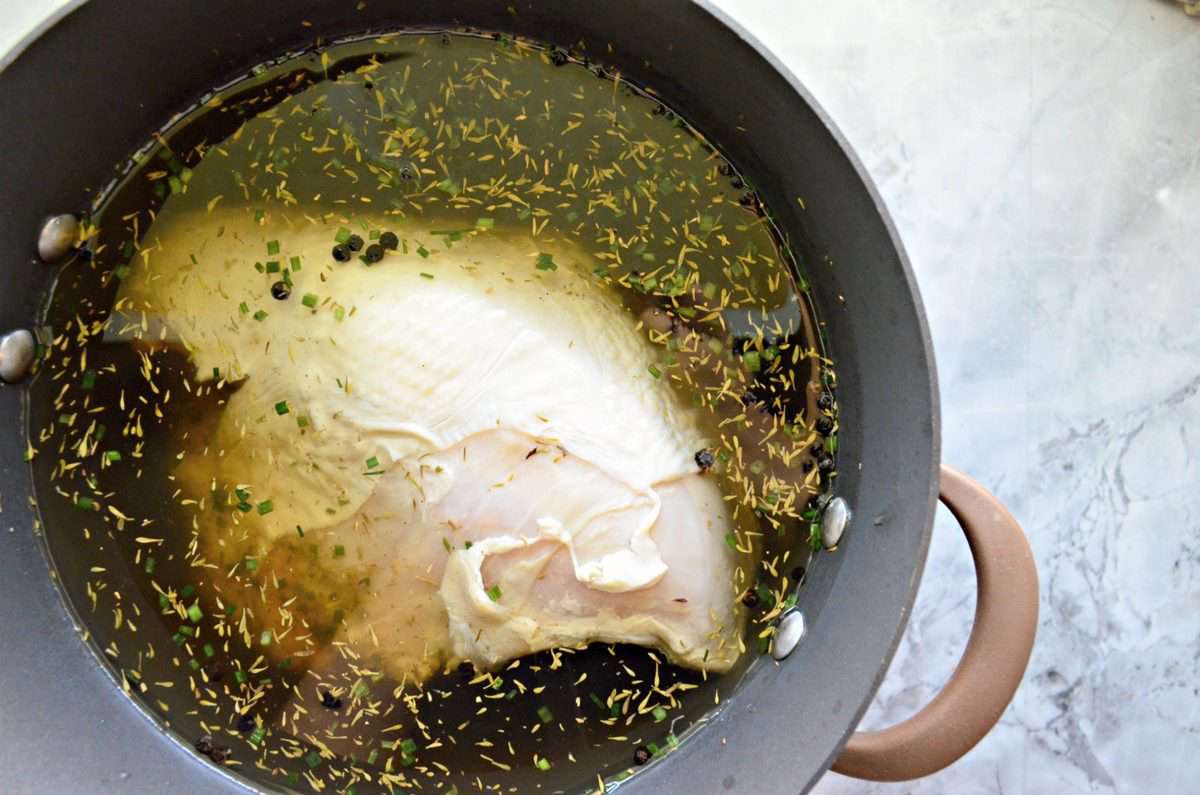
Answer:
xmin=832 ymin=465 xmax=1039 ymax=781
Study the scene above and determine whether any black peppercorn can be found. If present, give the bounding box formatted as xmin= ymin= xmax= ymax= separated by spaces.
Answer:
xmin=379 ymin=231 xmax=399 ymax=250
xmin=319 ymin=690 xmax=343 ymax=710
xmin=346 ymin=234 xmax=364 ymax=252
xmin=810 ymin=442 xmax=824 ymax=455
xmin=718 ymin=162 xmax=734 ymax=177
xmin=730 ymin=175 xmax=744 ymax=189
xmin=440 ymin=32 xmax=451 ymax=47
xmin=694 ymin=449 xmax=715 ymax=472
xmin=398 ymin=162 xmax=417 ymax=181
xmin=209 ymin=745 xmax=231 ymax=764
xmin=549 ymin=48 xmax=568 ymax=66
xmin=802 ymin=460 xmax=814 ymax=473
xmin=634 ymin=746 xmax=652 ymax=766
xmin=817 ymin=392 xmax=834 ymax=410
xmin=201 ymin=661 xmax=225 ymax=682
xmin=236 ymin=714 xmax=256 ymax=733
xmin=194 ymin=735 xmax=215 ymax=755
xmin=270 ymin=281 xmax=290 ymax=300
xmin=791 ymin=565 xmax=806 ymax=583
xmin=817 ymin=455 xmax=835 ymax=473
xmin=739 ymin=191 xmax=757 ymax=208
xmin=741 ymin=589 xmax=760 ymax=608
xmin=332 ymin=244 xmax=351 ymax=262
xmin=815 ymin=416 xmax=834 ymax=435
xmin=363 ymin=243 xmax=384 ymax=264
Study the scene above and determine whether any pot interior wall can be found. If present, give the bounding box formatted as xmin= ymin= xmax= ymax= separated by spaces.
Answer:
xmin=0 ymin=2 xmax=938 ymax=793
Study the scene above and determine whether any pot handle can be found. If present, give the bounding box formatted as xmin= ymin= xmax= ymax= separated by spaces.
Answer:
xmin=831 ymin=465 xmax=1038 ymax=781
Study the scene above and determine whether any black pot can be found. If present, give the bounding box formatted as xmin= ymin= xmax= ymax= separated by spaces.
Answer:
xmin=0 ymin=2 xmax=1038 ymax=793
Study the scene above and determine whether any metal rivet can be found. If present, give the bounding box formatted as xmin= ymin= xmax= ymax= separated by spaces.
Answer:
xmin=771 ymin=610 xmax=806 ymax=661
xmin=0 ymin=329 xmax=36 ymax=383
xmin=38 ymin=213 xmax=79 ymax=263
xmin=822 ymin=496 xmax=850 ymax=550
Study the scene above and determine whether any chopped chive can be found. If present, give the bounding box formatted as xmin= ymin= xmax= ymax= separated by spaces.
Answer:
xmin=653 ymin=706 xmax=668 ymax=722
xmin=589 ymin=693 xmax=605 ymax=709
xmin=442 ymin=537 xmax=453 ymax=553
xmin=475 ymin=217 xmax=495 ymax=229
xmin=274 ymin=400 xmax=289 ymax=415
xmin=486 ymin=585 xmax=503 ymax=602
xmin=365 ymin=456 xmax=380 ymax=469
xmin=463 ymin=540 xmax=473 ymax=550
xmin=188 ymin=658 xmax=200 ymax=671
xmin=73 ymin=495 xmax=95 ymax=511
xmin=178 ymin=625 xmax=195 ymax=637
xmin=244 ymin=557 xmax=258 ymax=572
xmin=400 ymin=738 xmax=417 ymax=756
xmin=265 ymin=260 xmax=280 ymax=273
xmin=180 ymin=584 xmax=195 ymax=599
xmin=187 ymin=602 xmax=203 ymax=623
xmin=416 ymin=245 xmax=430 ymax=258
xmin=535 ymin=252 xmax=557 ymax=271
xmin=289 ymin=255 xmax=302 ymax=271
xmin=257 ymin=500 xmax=273 ymax=516
xmin=253 ymin=309 xmax=268 ymax=321
xmin=333 ymin=305 xmax=345 ymax=322
xmin=436 ymin=177 xmax=461 ymax=196
xmin=304 ymin=751 xmax=321 ymax=768
xmin=808 ymin=523 xmax=823 ymax=550
xmin=666 ymin=733 xmax=680 ymax=748
xmin=234 ymin=670 xmax=248 ymax=684
xmin=114 ymin=264 xmax=131 ymax=280
xmin=296 ymin=415 xmax=310 ymax=428
xmin=144 ymin=556 xmax=156 ymax=574
xmin=536 ymin=757 xmax=551 ymax=771
xmin=202 ymin=642 xmax=215 ymax=658
xmin=301 ymin=293 xmax=318 ymax=308
xmin=266 ymin=240 xmax=280 ymax=255
xmin=647 ymin=364 xmax=662 ymax=379
xmin=254 ymin=262 xmax=265 ymax=273
xmin=367 ymin=749 xmax=379 ymax=765
xmin=249 ymin=726 xmax=266 ymax=746
xmin=537 ymin=705 xmax=554 ymax=724
xmin=104 ymin=450 xmax=122 ymax=463
xmin=743 ymin=351 xmax=762 ymax=372
xmin=238 ymin=302 xmax=249 ymax=315
xmin=724 ymin=532 xmax=738 ymax=551
xmin=333 ymin=544 xmax=345 ymax=558
xmin=825 ymin=435 xmax=839 ymax=454
xmin=260 ymin=630 xmax=272 ymax=646
xmin=81 ymin=369 xmax=96 ymax=390
xmin=296 ymin=525 xmax=304 ymax=537
xmin=334 ymin=226 xmax=352 ymax=244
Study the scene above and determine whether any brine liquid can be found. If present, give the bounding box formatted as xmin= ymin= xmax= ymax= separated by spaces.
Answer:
xmin=30 ymin=31 xmax=839 ymax=794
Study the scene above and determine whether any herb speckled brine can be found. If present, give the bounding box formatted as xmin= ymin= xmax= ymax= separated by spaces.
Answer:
xmin=30 ymin=31 xmax=839 ymax=793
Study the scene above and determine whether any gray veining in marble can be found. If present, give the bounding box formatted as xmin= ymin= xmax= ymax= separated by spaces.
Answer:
xmin=3 ymin=0 xmax=1198 ymax=792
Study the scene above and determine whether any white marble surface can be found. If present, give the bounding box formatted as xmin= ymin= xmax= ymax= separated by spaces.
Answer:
xmin=3 ymin=1 xmax=1198 ymax=793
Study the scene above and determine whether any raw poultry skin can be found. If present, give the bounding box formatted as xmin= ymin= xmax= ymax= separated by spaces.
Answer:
xmin=118 ymin=207 xmax=746 ymax=681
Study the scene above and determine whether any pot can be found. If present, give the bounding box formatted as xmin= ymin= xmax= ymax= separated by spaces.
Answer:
xmin=0 ymin=2 xmax=1038 ymax=793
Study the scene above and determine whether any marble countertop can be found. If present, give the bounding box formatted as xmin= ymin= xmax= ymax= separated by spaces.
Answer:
xmin=3 ymin=1 xmax=1197 ymax=793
